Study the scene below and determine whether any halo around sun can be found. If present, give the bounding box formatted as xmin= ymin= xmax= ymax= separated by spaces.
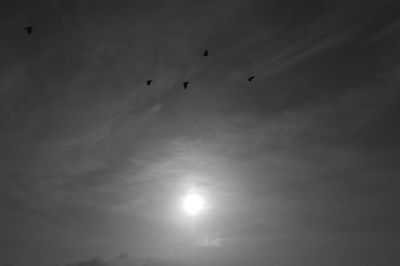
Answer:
xmin=182 ymin=194 xmax=205 ymax=216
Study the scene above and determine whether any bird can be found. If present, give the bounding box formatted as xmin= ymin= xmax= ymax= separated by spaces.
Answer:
xmin=146 ymin=80 xmax=152 ymax=86
xmin=248 ymin=76 xmax=255 ymax=82
xmin=183 ymin=81 xmax=189 ymax=89
xmin=203 ymin=50 xmax=208 ymax=57
xmin=24 ymin=26 xmax=32 ymax=35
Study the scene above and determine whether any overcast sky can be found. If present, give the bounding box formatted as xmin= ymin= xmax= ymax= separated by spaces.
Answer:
xmin=1 ymin=1 xmax=400 ymax=266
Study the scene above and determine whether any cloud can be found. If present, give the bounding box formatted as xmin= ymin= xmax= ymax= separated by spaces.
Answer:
xmin=65 ymin=254 xmax=184 ymax=266
xmin=195 ymin=236 xmax=224 ymax=248
xmin=66 ymin=256 xmax=109 ymax=266
xmin=1 ymin=1 xmax=400 ymax=266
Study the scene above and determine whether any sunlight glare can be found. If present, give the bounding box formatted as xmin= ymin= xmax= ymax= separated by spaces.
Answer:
xmin=182 ymin=194 xmax=205 ymax=216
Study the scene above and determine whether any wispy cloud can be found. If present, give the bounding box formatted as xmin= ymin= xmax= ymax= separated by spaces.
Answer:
xmin=65 ymin=254 xmax=185 ymax=266
xmin=195 ymin=236 xmax=224 ymax=248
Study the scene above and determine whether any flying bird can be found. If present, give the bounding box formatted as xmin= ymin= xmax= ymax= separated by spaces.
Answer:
xmin=248 ymin=76 xmax=255 ymax=82
xmin=203 ymin=50 xmax=208 ymax=56
xmin=24 ymin=26 xmax=32 ymax=35
xmin=146 ymin=80 xmax=152 ymax=86
xmin=183 ymin=81 xmax=189 ymax=89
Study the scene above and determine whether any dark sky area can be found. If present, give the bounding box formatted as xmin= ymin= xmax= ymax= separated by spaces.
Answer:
xmin=1 ymin=1 xmax=400 ymax=266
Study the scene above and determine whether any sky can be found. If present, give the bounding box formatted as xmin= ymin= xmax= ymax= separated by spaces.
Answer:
xmin=1 ymin=0 xmax=400 ymax=265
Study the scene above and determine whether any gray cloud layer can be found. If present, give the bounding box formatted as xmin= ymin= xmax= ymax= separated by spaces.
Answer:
xmin=1 ymin=0 xmax=400 ymax=266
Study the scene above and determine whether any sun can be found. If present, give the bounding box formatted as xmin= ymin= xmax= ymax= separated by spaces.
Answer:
xmin=182 ymin=194 xmax=205 ymax=216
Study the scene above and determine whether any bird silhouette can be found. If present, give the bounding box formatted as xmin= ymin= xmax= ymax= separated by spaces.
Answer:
xmin=24 ymin=26 xmax=32 ymax=35
xmin=183 ymin=81 xmax=189 ymax=89
xmin=203 ymin=50 xmax=208 ymax=56
xmin=248 ymin=76 xmax=255 ymax=82
xmin=146 ymin=80 xmax=152 ymax=86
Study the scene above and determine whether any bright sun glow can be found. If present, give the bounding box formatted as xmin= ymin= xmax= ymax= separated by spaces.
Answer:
xmin=182 ymin=194 xmax=205 ymax=216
